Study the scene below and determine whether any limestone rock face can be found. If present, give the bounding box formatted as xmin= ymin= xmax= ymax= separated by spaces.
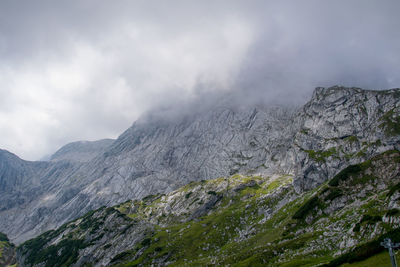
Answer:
xmin=292 ymin=86 xmax=400 ymax=191
xmin=0 ymin=86 xmax=399 ymax=244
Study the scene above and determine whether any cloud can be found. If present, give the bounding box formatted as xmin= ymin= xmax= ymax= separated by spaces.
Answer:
xmin=0 ymin=0 xmax=399 ymax=160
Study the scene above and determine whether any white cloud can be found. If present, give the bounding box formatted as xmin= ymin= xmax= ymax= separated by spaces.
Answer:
xmin=0 ymin=5 xmax=255 ymax=160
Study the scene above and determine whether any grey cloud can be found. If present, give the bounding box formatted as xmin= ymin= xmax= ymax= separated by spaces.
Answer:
xmin=0 ymin=0 xmax=399 ymax=160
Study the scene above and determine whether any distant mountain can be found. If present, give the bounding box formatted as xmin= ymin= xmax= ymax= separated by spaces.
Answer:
xmin=0 ymin=86 xmax=399 ymax=245
xmin=17 ymin=150 xmax=400 ymax=266
xmin=50 ymin=139 xmax=115 ymax=163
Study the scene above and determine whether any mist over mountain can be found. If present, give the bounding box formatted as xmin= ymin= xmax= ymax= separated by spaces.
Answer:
xmin=1 ymin=0 xmax=400 ymax=160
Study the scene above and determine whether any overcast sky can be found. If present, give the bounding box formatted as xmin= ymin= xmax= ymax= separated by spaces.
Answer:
xmin=0 ymin=0 xmax=399 ymax=160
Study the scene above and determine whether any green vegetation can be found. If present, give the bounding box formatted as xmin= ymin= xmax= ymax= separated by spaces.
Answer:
xmin=387 ymin=181 xmax=400 ymax=198
xmin=344 ymin=136 xmax=359 ymax=143
xmin=353 ymin=214 xmax=382 ymax=233
xmin=324 ymin=187 xmax=343 ymax=201
xmin=24 ymin=238 xmax=87 ymax=267
xmin=0 ymin=241 xmax=5 ymax=258
xmin=327 ymin=156 xmax=377 ymax=187
xmin=300 ymin=128 xmax=310 ymax=135
xmin=292 ymin=195 xmax=322 ymax=220
xmin=329 ymin=164 xmax=362 ymax=186
xmin=386 ymin=209 xmax=400 ymax=217
xmin=18 ymin=206 xmax=127 ymax=266
xmin=379 ymin=109 xmax=400 ymax=137
xmin=340 ymin=251 xmax=400 ymax=267
xmin=0 ymin=232 xmax=15 ymax=266
xmin=207 ymin=190 xmax=217 ymax=195
xmin=323 ymin=228 xmax=400 ymax=267
xmin=109 ymin=175 xmax=299 ymax=266
xmin=305 ymin=147 xmax=338 ymax=162
xmin=0 ymin=232 xmax=9 ymax=242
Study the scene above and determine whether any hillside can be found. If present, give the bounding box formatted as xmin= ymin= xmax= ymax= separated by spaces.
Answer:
xmin=1 ymin=86 xmax=399 ymax=244
xmin=17 ymin=150 xmax=400 ymax=266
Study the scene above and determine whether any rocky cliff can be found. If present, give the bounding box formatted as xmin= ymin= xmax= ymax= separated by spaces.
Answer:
xmin=0 ymin=86 xmax=399 ymax=245
xmin=293 ymin=86 xmax=400 ymax=191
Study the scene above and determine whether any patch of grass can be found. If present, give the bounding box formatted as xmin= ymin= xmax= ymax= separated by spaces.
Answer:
xmin=379 ymin=109 xmax=400 ymax=137
xmin=266 ymin=180 xmax=282 ymax=192
xmin=292 ymin=195 xmax=322 ymax=220
xmin=329 ymin=165 xmax=362 ymax=186
xmin=360 ymin=214 xmax=381 ymax=224
xmin=140 ymin=238 xmax=151 ymax=247
xmin=385 ymin=209 xmax=400 ymax=217
xmin=339 ymin=250 xmax=400 ymax=267
xmin=110 ymin=251 xmax=133 ymax=263
xmin=120 ymin=185 xmax=286 ymax=266
xmin=345 ymin=136 xmax=359 ymax=143
xmin=0 ymin=233 xmax=9 ymax=242
xmin=305 ymin=147 xmax=338 ymax=163
xmin=324 ymin=187 xmax=343 ymax=201
xmin=300 ymin=129 xmax=310 ymax=135
xmin=24 ymin=238 xmax=87 ymax=267
xmin=387 ymin=181 xmax=400 ymax=198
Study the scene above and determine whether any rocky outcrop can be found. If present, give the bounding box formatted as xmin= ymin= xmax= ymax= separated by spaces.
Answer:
xmin=292 ymin=86 xmax=400 ymax=191
xmin=0 ymin=86 xmax=399 ymax=244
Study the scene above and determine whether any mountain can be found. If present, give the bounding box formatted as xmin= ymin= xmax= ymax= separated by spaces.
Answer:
xmin=17 ymin=150 xmax=400 ymax=266
xmin=0 ymin=86 xmax=399 ymax=245
xmin=49 ymin=139 xmax=115 ymax=163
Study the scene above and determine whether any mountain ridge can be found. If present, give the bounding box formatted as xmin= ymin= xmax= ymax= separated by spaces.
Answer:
xmin=0 ymin=85 xmax=399 ymax=245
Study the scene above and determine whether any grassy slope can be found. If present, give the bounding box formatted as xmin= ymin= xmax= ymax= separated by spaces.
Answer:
xmin=340 ymin=251 xmax=400 ymax=267
xmin=112 ymin=150 xmax=400 ymax=266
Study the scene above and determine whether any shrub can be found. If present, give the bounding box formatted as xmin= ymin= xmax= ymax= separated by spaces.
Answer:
xmin=141 ymin=238 xmax=151 ymax=247
xmin=24 ymin=238 xmax=87 ymax=266
xmin=292 ymin=196 xmax=321 ymax=220
xmin=387 ymin=182 xmax=400 ymax=198
xmin=385 ymin=209 xmax=400 ymax=217
xmin=110 ymin=251 xmax=131 ymax=263
xmin=0 ymin=232 xmax=9 ymax=242
xmin=329 ymin=164 xmax=362 ymax=186
xmin=324 ymin=188 xmax=343 ymax=201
